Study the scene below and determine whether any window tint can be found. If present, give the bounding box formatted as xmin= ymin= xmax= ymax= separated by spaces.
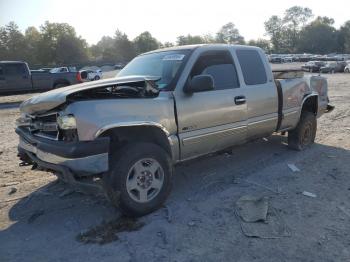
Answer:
xmin=236 ymin=50 xmax=267 ymax=85
xmin=5 ymin=63 xmax=26 ymax=76
xmin=191 ymin=51 xmax=239 ymax=90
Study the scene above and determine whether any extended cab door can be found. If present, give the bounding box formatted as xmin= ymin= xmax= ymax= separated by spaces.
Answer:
xmin=174 ymin=48 xmax=247 ymax=160
xmin=235 ymin=48 xmax=278 ymax=139
xmin=3 ymin=63 xmax=32 ymax=92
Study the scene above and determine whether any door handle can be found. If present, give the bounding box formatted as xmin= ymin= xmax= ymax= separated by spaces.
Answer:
xmin=234 ymin=96 xmax=246 ymax=105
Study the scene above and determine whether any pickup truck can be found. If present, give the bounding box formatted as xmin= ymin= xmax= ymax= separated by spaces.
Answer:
xmin=16 ymin=44 xmax=334 ymax=216
xmin=0 ymin=61 xmax=83 ymax=94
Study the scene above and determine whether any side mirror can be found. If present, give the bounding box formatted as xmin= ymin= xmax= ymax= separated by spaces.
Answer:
xmin=184 ymin=75 xmax=214 ymax=94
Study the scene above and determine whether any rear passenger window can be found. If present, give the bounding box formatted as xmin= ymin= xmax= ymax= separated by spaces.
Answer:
xmin=191 ymin=51 xmax=239 ymax=90
xmin=236 ymin=50 xmax=267 ymax=85
xmin=5 ymin=64 xmax=26 ymax=76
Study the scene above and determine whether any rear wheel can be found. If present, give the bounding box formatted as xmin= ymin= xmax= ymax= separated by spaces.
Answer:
xmin=345 ymin=68 xmax=350 ymax=73
xmin=288 ymin=111 xmax=317 ymax=151
xmin=94 ymin=76 xmax=100 ymax=80
xmin=104 ymin=142 xmax=172 ymax=217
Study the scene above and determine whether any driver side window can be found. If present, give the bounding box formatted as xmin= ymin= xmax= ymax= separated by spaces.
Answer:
xmin=190 ymin=51 xmax=239 ymax=90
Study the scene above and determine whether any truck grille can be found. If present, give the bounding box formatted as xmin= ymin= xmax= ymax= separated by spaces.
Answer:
xmin=25 ymin=113 xmax=60 ymax=140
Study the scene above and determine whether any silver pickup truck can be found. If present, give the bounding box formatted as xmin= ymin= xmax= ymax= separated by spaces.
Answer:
xmin=16 ymin=44 xmax=334 ymax=216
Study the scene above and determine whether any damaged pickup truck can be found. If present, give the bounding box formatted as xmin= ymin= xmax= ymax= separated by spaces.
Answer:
xmin=16 ymin=44 xmax=334 ymax=216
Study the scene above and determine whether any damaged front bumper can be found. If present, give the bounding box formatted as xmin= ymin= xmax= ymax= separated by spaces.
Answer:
xmin=325 ymin=104 xmax=335 ymax=113
xmin=16 ymin=127 xmax=110 ymax=176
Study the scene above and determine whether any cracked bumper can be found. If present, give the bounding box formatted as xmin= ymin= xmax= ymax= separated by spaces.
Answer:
xmin=16 ymin=128 xmax=109 ymax=176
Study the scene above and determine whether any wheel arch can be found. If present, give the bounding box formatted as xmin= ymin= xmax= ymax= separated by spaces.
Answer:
xmin=95 ymin=122 xmax=177 ymax=161
xmin=300 ymin=93 xmax=318 ymax=116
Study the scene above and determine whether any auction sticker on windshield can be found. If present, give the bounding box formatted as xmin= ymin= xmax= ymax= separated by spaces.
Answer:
xmin=163 ymin=54 xmax=185 ymax=61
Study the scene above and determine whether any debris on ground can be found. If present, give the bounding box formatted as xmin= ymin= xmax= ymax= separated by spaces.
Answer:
xmin=164 ymin=205 xmax=172 ymax=223
xmin=27 ymin=209 xmax=45 ymax=223
xmin=76 ymin=216 xmax=144 ymax=245
xmin=8 ymin=187 xmax=17 ymax=195
xmin=187 ymin=221 xmax=196 ymax=227
xmin=236 ymin=195 xmax=269 ymax=222
xmin=235 ymin=195 xmax=291 ymax=239
xmin=302 ymin=191 xmax=317 ymax=198
xmin=241 ymin=179 xmax=280 ymax=194
xmin=1 ymin=181 xmax=20 ymax=187
xmin=287 ymin=163 xmax=300 ymax=172
xmin=337 ymin=206 xmax=350 ymax=218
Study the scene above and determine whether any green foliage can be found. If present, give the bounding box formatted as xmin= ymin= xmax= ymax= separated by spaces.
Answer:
xmin=298 ymin=17 xmax=338 ymax=54
xmin=216 ymin=22 xmax=245 ymax=44
xmin=1 ymin=11 xmax=350 ymax=68
xmin=133 ymin=31 xmax=160 ymax=54
xmin=248 ymin=39 xmax=272 ymax=53
xmin=177 ymin=34 xmax=205 ymax=45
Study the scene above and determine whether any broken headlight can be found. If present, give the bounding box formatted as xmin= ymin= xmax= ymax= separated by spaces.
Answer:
xmin=57 ymin=115 xmax=76 ymax=130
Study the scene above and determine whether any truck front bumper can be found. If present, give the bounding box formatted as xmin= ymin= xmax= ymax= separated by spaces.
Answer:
xmin=16 ymin=128 xmax=109 ymax=176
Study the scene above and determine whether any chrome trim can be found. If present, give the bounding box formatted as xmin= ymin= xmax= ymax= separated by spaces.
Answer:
xmin=94 ymin=121 xmax=170 ymax=138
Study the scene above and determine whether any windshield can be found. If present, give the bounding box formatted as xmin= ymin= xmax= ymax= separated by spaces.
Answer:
xmin=117 ymin=50 xmax=190 ymax=89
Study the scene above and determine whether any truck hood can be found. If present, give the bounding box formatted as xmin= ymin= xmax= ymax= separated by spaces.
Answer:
xmin=20 ymin=75 xmax=160 ymax=115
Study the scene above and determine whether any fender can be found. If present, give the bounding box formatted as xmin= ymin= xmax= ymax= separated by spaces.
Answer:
xmin=94 ymin=121 xmax=180 ymax=162
xmin=299 ymin=92 xmax=318 ymax=117
xmin=94 ymin=121 xmax=170 ymax=138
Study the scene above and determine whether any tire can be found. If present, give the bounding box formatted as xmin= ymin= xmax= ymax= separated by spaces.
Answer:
xmin=345 ymin=69 xmax=350 ymax=73
xmin=288 ymin=111 xmax=317 ymax=151
xmin=104 ymin=142 xmax=173 ymax=217
xmin=94 ymin=76 xmax=100 ymax=80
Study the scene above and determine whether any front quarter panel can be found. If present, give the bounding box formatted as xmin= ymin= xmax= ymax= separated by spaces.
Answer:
xmin=62 ymin=92 xmax=177 ymax=141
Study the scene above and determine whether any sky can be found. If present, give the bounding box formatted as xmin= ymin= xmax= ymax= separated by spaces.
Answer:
xmin=0 ymin=0 xmax=349 ymax=45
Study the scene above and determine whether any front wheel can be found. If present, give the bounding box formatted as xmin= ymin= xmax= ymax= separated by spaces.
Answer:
xmin=288 ymin=111 xmax=317 ymax=151
xmin=105 ymin=142 xmax=173 ymax=217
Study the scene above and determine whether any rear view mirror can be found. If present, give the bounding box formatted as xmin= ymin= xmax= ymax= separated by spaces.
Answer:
xmin=184 ymin=75 xmax=214 ymax=94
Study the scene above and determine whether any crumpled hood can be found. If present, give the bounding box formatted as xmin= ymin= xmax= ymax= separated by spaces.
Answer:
xmin=20 ymin=75 xmax=159 ymax=115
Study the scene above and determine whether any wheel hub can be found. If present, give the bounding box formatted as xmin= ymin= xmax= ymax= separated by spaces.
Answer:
xmin=137 ymin=171 xmax=153 ymax=189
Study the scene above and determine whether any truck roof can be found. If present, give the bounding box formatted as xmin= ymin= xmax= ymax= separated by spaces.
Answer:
xmin=0 ymin=61 xmax=26 ymax=64
xmin=143 ymin=44 xmax=260 ymax=55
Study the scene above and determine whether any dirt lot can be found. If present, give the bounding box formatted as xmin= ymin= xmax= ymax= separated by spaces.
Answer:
xmin=0 ymin=68 xmax=349 ymax=261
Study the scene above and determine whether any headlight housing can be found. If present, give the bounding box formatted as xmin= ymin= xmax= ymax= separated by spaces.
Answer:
xmin=57 ymin=115 xmax=77 ymax=130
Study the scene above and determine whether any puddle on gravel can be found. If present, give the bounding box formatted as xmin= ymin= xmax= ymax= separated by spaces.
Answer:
xmin=76 ymin=216 xmax=144 ymax=245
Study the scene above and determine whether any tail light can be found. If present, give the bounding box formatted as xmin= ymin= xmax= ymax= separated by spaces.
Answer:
xmin=76 ymin=72 xmax=82 ymax=82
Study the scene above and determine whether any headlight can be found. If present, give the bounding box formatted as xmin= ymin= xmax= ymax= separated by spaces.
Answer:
xmin=57 ymin=115 xmax=76 ymax=130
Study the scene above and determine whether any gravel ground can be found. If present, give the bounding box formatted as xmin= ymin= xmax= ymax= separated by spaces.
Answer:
xmin=0 ymin=67 xmax=349 ymax=262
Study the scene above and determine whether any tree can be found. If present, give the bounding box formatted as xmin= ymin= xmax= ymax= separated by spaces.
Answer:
xmin=248 ymin=39 xmax=272 ymax=53
xmin=216 ymin=22 xmax=244 ymax=44
xmin=265 ymin=6 xmax=313 ymax=53
xmin=114 ymin=30 xmax=135 ymax=62
xmin=0 ymin=22 xmax=26 ymax=60
xmin=338 ymin=21 xmax=350 ymax=53
xmin=24 ymin=26 xmax=41 ymax=65
xmin=133 ymin=31 xmax=159 ymax=54
xmin=36 ymin=21 xmax=88 ymax=65
xmin=298 ymin=16 xmax=338 ymax=54
xmin=177 ymin=34 xmax=205 ymax=45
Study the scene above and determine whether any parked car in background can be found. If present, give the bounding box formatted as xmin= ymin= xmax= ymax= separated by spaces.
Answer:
xmin=320 ymin=61 xmax=347 ymax=73
xmin=344 ymin=63 xmax=350 ymax=73
xmin=114 ymin=63 xmax=126 ymax=69
xmin=50 ymin=66 xmax=77 ymax=73
xmin=301 ymin=61 xmax=325 ymax=72
xmin=86 ymin=69 xmax=102 ymax=81
xmin=38 ymin=67 xmax=53 ymax=72
xmin=0 ymin=61 xmax=84 ymax=94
